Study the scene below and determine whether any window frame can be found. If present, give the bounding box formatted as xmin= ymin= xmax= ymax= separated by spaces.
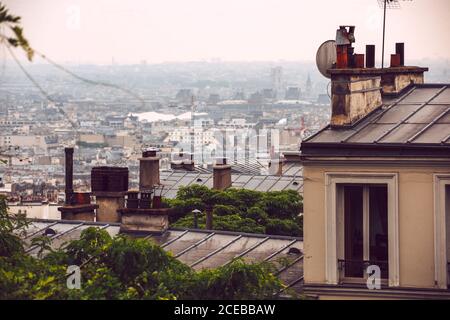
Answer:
xmin=433 ymin=174 xmax=450 ymax=289
xmin=325 ymin=172 xmax=399 ymax=287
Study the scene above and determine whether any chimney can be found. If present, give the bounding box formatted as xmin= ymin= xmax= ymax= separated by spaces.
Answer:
xmin=328 ymin=27 xmax=428 ymax=127
xmin=139 ymin=148 xmax=160 ymax=191
xmin=170 ymin=152 xmax=195 ymax=171
xmin=213 ymin=158 xmax=232 ymax=190
xmin=64 ymin=147 xmax=74 ymax=205
xmin=268 ymin=157 xmax=284 ymax=176
xmin=119 ymin=190 xmax=172 ymax=235
xmin=59 ymin=147 xmax=98 ymax=221
xmin=91 ymin=166 xmax=128 ymax=223
xmin=365 ymin=45 xmax=375 ymax=68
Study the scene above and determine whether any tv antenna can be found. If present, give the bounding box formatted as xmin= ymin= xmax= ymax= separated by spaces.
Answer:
xmin=377 ymin=0 xmax=412 ymax=68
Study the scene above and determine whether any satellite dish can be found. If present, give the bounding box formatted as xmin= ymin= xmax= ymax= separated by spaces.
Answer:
xmin=316 ymin=40 xmax=336 ymax=79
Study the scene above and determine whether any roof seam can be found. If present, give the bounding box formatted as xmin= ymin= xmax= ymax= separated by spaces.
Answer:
xmin=373 ymin=86 xmax=448 ymax=143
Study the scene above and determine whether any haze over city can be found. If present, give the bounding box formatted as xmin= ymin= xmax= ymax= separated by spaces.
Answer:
xmin=3 ymin=0 xmax=450 ymax=64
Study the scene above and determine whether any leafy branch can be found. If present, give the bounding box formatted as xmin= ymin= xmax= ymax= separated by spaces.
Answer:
xmin=0 ymin=2 xmax=33 ymax=60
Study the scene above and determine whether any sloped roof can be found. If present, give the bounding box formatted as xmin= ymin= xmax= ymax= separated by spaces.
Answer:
xmin=20 ymin=219 xmax=304 ymax=294
xmin=301 ymin=84 xmax=450 ymax=158
xmin=159 ymin=166 xmax=303 ymax=199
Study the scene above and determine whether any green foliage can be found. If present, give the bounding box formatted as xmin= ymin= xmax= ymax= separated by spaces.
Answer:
xmin=180 ymin=259 xmax=283 ymax=300
xmin=0 ymin=195 xmax=29 ymax=257
xmin=258 ymin=190 xmax=303 ymax=220
xmin=213 ymin=204 xmax=239 ymax=216
xmin=166 ymin=185 xmax=303 ymax=237
xmin=0 ymin=3 xmax=34 ymax=60
xmin=0 ymin=225 xmax=290 ymax=300
xmin=265 ymin=218 xmax=301 ymax=237
xmin=244 ymin=206 xmax=269 ymax=224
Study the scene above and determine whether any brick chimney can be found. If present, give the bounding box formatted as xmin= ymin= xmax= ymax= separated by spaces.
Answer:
xmin=213 ymin=158 xmax=232 ymax=190
xmin=328 ymin=26 xmax=428 ymax=127
xmin=139 ymin=148 xmax=160 ymax=191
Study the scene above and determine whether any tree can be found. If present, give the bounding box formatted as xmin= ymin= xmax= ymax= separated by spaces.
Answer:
xmin=0 ymin=199 xmax=295 ymax=299
xmin=166 ymin=185 xmax=303 ymax=237
xmin=0 ymin=195 xmax=29 ymax=257
xmin=0 ymin=2 xmax=33 ymax=60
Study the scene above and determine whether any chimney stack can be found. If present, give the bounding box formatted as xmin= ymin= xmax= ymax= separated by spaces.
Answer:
xmin=91 ymin=166 xmax=128 ymax=222
xmin=213 ymin=158 xmax=232 ymax=190
xmin=328 ymin=26 xmax=428 ymax=127
xmin=64 ymin=147 xmax=74 ymax=205
xmin=59 ymin=147 xmax=98 ymax=221
xmin=139 ymin=148 xmax=160 ymax=191
xmin=119 ymin=190 xmax=172 ymax=235
xmin=365 ymin=45 xmax=375 ymax=68
xmin=395 ymin=43 xmax=405 ymax=66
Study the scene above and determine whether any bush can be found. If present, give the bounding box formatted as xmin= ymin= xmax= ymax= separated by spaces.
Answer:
xmin=0 ymin=225 xmax=290 ymax=300
xmin=243 ymin=206 xmax=268 ymax=224
xmin=213 ymin=205 xmax=239 ymax=216
xmin=213 ymin=215 xmax=266 ymax=234
xmin=165 ymin=186 xmax=303 ymax=237
xmin=265 ymin=218 xmax=301 ymax=237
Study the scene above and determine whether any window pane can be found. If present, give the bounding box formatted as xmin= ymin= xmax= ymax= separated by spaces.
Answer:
xmin=344 ymin=186 xmax=364 ymax=278
xmin=369 ymin=185 xmax=388 ymax=279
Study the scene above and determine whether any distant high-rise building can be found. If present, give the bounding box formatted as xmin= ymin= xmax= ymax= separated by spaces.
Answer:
xmin=262 ymin=89 xmax=275 ymax=100
xmin=175 ymin=89 xmax=192 ymax=103
xmin=285 ymin=87 xmax=301 ymax=100
xmin=305 ymin=73 xmax=312 ymax=97
xmin=233 ymin=91 xmax=246 ymax=100
xmin=208 ymin=94 xmax=220 ymax=104
xmin=270 ymin=66 xmax=283 ymax=99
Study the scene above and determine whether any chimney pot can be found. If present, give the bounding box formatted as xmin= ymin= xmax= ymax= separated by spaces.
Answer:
xmin=395 ymin=43 xmax=405 ymax=66
xmin=366 ymin=45 xmax=375 ymax=68
xmin=139 ymin=150 xmax=160 ymax=191
xmin=354 ymin=54 xmax=365 ymax=69
xmin=64 ymin=147 xmax=74 ymax=205
xmin=213 ymin=159 xmax=232 ymax=190
xmin=390 ymin=54 xmax=401 ymax=68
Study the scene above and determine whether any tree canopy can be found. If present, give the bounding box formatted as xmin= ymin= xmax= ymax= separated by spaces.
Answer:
xmin=0 ymin=196 xmax=297 ymax=300
xmin=166 ymin=185 xmax=303 ymax=237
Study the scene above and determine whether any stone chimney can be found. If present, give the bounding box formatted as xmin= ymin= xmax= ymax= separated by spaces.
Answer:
xmin=139 ymin=148 xmax=160 ymax=191
xmin=328 ymin=26 xmax=428 ymax=127
xmin=213 ymin=158 xmax=232 ymax=190
xmin=119 ymin=190 xmax=172 ymax=234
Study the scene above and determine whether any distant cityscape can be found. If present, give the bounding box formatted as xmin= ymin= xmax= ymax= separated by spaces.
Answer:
xmin=0 ymin=59 xmax=448 ymax=205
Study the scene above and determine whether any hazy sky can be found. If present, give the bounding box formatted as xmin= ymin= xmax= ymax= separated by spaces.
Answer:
xmin=3 ymin=0 xmax=450 ymax=64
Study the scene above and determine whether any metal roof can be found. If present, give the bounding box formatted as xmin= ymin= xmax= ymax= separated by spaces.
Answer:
xmin=301 ymin=84 xmax=450 ymax=158
xmin=20 ymin=219 xmax=304 ymax=294
xmin=159 ymin=164 xmax=303 ymax=199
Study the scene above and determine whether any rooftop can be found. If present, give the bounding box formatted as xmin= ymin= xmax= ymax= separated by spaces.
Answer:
xmin=21 ymin=219 xmax=304 ymax=295
xmin=159 ymin=162 xmax=303 ymax=199
xmin=301 ymin=84 xmax=450 ymax=158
